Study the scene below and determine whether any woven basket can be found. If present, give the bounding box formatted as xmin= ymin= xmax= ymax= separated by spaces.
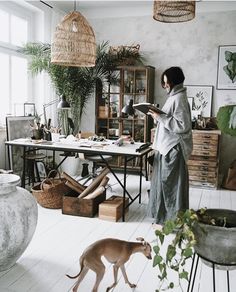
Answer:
xmin=51 ymin=11 xmax=96 ymax=67
xmin=153 ymin=1 xmax=195 ymax=23
xmin=31 ymin=176 xmax=70 ymax=209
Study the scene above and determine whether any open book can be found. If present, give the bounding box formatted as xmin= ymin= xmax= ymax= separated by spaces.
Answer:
xmin=133 ymin=103 xmax=166 ymax=115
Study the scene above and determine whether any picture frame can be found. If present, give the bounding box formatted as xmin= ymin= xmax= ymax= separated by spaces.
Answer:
xmin=6 ymin=116 xmax=35 ymax=173
xmin=186 ymin=85 xmax=213 ymax=118
xmin=217 ymin=45 xmax=236 ymax=90
xmin=24 ymin=102 xmax=36 ymax=116
xmin=35 ymin=161 xmax=47 ymax=179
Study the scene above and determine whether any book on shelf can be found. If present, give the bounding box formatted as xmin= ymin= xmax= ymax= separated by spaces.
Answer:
xmin=133 ymin=103 xmax=166 ymax=115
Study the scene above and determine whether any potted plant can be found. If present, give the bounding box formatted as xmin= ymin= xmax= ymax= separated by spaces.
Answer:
xmin=20 ymin=41 xmax=144 ymax=133
xmin=153 ymin=208 xmax=236 ymax=292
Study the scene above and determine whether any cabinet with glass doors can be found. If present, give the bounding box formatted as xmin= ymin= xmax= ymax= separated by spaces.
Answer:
xmin=95 ymin=65 xmax=155 ymax=169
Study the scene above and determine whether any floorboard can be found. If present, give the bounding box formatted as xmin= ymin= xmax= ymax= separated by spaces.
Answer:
xmin=0 ymin=173 xmax=236 ymax=292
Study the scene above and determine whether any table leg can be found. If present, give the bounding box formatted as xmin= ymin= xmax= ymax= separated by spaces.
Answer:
xmin=22 ymin=146 xmax=26 ymax=188
xmin=122 ymin=156 xmax=127 ymax=222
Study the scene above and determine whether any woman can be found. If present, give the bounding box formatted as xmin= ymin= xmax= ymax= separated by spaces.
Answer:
xmin=147 ymin=67 xmax=193 ymax=225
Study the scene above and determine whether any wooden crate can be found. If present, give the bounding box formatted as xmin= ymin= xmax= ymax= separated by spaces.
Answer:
xmin=62 ymin=189 xmax=106 ymax=217
xmin=99 ymin=195 xmax=129 ymax=222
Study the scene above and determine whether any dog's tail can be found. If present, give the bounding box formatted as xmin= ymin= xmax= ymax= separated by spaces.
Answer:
xmin=66 ymin=256 xmax=84 ymax=279
xmin=66 ymin=272 xmax=80 ymax=279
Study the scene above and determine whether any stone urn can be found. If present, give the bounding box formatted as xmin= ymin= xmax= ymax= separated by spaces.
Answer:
xmin=193 ymin=209 xmax=236 ymax=269
xmin=0 ymin=174 xmax=38 ymax=271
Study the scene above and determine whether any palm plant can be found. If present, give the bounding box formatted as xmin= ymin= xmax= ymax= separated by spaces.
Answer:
xmin=20 ymin=41 xmax=144 ymax=133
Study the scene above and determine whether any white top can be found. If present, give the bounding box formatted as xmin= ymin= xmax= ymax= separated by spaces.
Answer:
xmin=152 ymin=84 xmax=193 ymax=161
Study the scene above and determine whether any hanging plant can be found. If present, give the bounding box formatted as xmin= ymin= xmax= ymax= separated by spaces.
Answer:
xmin=153 ymin=208 xmax=236 ymax=292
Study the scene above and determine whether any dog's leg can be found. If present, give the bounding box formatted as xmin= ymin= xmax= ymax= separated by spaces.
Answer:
xmin=106 ymin=264 xmax=119 ymax=292
xmin=72 ymin=267 xmax=89 ymax=292
xmin=120 ymin=264 xmax=136 ymax=288
xmin=90 ymin=262 xmax=105 ymax=292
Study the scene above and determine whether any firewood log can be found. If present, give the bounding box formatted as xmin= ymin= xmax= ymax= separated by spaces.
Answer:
xmin=78 ymin=167 xmax=109 ymax=198
xmin=99 ymin=176 xmax=110 ymax=187
xmin=83 ymin=186 xmax=105 ymax=199
xmin=62 ymin=171 xmax=86 ymax=192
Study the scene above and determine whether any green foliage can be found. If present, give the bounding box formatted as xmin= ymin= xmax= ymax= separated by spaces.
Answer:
xmin=20 ymin=41 xmax=144 ymax=133
xmin=153 ymin=209 xmax=207 ymax=291
xmin=217 ymin=105 xmax=236 ymax=137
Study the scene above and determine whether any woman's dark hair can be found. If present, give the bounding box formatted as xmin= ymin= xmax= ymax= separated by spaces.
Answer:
xmin=161 ymin=67 xmax=185 ymax=89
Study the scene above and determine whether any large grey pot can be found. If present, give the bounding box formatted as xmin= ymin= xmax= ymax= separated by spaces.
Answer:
xmin=0 ymin=174 xmax=38 ymax=271
xmin=193 ymin=209 xmax=236 ymax=269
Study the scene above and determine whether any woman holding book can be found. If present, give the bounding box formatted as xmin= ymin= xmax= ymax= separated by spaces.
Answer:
xmin=147 ymin=66 xmax=192 ymax=227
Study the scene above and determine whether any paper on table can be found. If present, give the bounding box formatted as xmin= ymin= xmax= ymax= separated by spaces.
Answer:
xmin=133 ymin=103 xmax=166 ymax=115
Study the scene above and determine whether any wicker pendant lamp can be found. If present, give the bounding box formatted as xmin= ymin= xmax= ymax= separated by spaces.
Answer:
xmin=51 ymin=1 xmax=96 ymax=67
xmin=153 ymin=0 xmax=196 ymax=23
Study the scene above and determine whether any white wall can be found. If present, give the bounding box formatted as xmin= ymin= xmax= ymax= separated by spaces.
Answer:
xmin=85 ymin=10 xmax=236 ymax=177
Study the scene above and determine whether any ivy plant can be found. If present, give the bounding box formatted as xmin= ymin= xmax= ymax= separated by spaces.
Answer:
xmin=153 ymin=208 xmax=209 ymax=292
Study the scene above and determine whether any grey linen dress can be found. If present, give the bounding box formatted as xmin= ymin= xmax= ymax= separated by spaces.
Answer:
xmin=147 ymin=84 xmax=193 ymax=224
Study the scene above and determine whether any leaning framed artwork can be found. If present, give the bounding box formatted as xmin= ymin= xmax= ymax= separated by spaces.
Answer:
xmin=186 ymin=85 xmax=213 ymax=118
xmin=6 ymin=116 xmax=35 ymax=173
xmin=217 ymin=45 xmax=236 ymax=90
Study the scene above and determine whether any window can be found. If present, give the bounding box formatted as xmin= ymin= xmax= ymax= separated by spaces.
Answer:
xmin=0 ymin=4 xmax=31 ymax=127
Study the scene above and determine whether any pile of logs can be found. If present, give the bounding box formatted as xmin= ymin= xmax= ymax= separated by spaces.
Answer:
xmin=62 ymin=168 xmax=110 ymax=199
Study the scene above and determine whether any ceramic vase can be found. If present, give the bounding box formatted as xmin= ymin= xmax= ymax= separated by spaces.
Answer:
xmin=0 ymin=174 xmax=38 ymax=271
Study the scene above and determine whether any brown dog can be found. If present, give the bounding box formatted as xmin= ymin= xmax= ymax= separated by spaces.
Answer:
xmin=66 ymin=237 xmax=152 ymax=292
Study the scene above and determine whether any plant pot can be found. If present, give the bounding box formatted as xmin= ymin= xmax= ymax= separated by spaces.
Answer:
xmin=193 ymin=209 xmax=236 ymax=269
xmin=0 ymin=174 xmax=38 ymax=271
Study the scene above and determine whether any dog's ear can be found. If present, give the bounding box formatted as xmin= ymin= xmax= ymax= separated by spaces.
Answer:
xmin=136 ymin=237 xmax=147 ymax=246
xmin=136 ymin=237 xmax=145 ymax=242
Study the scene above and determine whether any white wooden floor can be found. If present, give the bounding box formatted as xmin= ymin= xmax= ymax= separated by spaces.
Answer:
xmin=1 ymin=173 xmax=236 ymax=292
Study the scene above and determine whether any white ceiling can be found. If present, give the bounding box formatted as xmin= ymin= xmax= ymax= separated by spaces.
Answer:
xmin=43 ymin=1 xmax=236 ymax=18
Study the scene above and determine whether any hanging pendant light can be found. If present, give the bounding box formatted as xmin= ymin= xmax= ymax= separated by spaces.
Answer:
xmin=51 ymin=1 xmax=96 ymax=67
xmin=153 ymin=0 xmax=196 ymax=23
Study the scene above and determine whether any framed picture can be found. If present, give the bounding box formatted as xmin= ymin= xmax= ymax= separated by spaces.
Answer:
xmin=186 ymin=85 xmax=213 ymax=118
xmin=6 ymin=116 xmax=35 ymax=173
xmin=35 ymin=161 xmax=47 ymax=179
xmin=24 ymin=103 xmax=36 ymax=116
xmin=217 ymin=45 xmax=236 ymax=90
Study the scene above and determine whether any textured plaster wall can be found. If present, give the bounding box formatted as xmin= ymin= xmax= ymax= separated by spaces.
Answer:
xmin=86 ymin=10 xmax=236 ymax=178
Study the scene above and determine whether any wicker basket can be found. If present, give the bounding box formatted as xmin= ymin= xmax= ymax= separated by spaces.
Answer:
xmin=51 ymin=11 xmax=96 ymax=67
xmin=31 ymin=176 xmax=70 ymax=209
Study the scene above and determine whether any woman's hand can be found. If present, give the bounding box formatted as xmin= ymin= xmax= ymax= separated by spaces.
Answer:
xmin=147 ymin=109 xmax=160 ymax=120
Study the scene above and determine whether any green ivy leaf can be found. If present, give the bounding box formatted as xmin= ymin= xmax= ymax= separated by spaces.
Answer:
xmin=169 ymin=282 xmax=174 ymax=289
xmin=153 ymin=245 xmax=160 ymax=254
xmin=153 ymin=255 xmax=163 ymax=267
xmin=163 ymin=220 xmax=176 ymax=235
xmin=179 ymin=270 xmax=189 ymax=280
xmin=167 ymin=245 xmax=176 ymax=262
xmin=183 ymin=247 xmax=193 ymax=258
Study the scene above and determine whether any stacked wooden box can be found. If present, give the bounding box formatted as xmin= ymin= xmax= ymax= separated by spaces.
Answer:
xmin=99 ymin=195 xmax=129 ymax=222
xmin=62 ymin=168 xmax=109 ymax=217
xmin=188 ymin=130 xmax=221 ymax=189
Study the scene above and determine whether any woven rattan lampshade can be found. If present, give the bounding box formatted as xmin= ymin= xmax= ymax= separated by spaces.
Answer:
xmin=153 ymin=1 xmax=196 ymax=23
xmin=51 ymin=11 xmax=96 ymax=67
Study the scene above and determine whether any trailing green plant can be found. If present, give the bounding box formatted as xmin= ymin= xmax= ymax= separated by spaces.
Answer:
xmin=20 ymin=41 xmax=145 ymax=133
xmin=153 ymin=208 xmax=220 ymax=292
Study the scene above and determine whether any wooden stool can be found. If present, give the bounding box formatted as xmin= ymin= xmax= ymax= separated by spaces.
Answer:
xmin=24 ymin=153 xmax=46 ymax=186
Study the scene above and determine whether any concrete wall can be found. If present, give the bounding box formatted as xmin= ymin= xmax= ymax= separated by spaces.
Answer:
xmin=85 ymin=10 xmax=236 ymax=177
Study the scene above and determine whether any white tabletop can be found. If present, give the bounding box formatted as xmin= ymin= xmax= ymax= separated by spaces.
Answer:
xmin=5 ymin=138 xmax=151 ymax=157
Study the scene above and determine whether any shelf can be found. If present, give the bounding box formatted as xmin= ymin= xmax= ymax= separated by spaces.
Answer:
xmin=95 ymin=65 xmax=155 ymax=169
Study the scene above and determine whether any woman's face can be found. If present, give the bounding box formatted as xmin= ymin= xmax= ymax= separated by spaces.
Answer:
xmin=163 ymin=75 xmax=171 ymax=93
